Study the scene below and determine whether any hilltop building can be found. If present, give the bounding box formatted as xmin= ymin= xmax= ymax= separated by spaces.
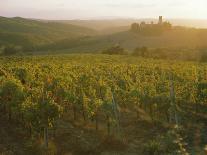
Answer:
xmin=131 ymin=16 xmax=172 ymax=35
xmin=158 ymin=16 xmax=163 ymax=24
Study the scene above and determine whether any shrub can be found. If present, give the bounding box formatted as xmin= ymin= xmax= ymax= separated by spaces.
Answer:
xmin=143 ymin=140 xmax=163 ymax=155
xmin=102 ymin=45 xmax=127 ymax=55
xmin=199 ymin=48 xmax=207 ymax=62
xmin=132 ymin=46 xmax=149 ymax=57
xmin=2 ymin=45 xmax=23 ymax=56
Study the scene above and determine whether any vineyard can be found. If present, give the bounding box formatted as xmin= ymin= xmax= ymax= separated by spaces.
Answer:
xmin=0 ymin=54 xmax=207 ymax=154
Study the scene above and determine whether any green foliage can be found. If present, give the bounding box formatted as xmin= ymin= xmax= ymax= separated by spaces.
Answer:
xmin=132 ymin=46 xmax=149 ymax=57
xmin=0 ymin=16 xmax=96 ymax=51
xmin=0 ymin=54 xmax=206 ymax=153
xmin=102 ymin=45 xmax=127 ymax=55
xmin=0 ymin=79 xmax=25 ymax=105
xmin=143 ymin=126 xmax=190 ymax=155
xmin=14 ymin=68 xmax=29 ymax=84
xmin=1 ymin=16 xmax=207 ymax=55
xmin=131 ymin=47 xmax=207 ymax=61
xmin=199 ymin=48 xmax=207 ymax=62
xmin=0 ymin=79 xmax=25 ymax=120
xmin=130 ymin=21 xmax=172 ymax=36
xmin=36 ymin=97 xmax=62 ymax=128
xmin=1 ymin=45 xmax=23 ymax=55
xmin=143 ymin=140 xmax=163 ymax=155
xmin=131 ymin=23 xmax=139 ymax=32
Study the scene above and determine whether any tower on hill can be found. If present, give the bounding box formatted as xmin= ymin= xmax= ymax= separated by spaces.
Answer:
xmin=159 ymin=16 xmax=163 ymax=24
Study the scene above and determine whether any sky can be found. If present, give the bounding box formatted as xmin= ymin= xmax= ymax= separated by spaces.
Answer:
xmin=1 ymin=0 xmax=207 ymax=20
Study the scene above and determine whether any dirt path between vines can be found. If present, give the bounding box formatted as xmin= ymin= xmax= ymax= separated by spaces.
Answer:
xmin=53 ymin=109 xmax=167 ymax=155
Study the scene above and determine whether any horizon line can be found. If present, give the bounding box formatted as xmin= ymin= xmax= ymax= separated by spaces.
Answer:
xmin=1 ymin=15 xmax=207 ymax=21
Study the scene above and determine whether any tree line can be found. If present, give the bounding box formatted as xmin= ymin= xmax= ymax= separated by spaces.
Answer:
xmin=102 ymin=45 xmax=207 ymax=62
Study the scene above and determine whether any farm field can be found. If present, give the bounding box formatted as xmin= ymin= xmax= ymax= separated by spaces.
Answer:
xmin=1 ymin=54 xmax=207 ymax=154
xmin=2 ymin=0 xmax=207 ymax=154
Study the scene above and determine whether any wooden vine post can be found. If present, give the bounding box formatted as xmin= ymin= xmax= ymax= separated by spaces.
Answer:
xmin=112 ymin=92 xmax=121 ymax=138
xmin=169 ymin=72 xmax=178 ymax=125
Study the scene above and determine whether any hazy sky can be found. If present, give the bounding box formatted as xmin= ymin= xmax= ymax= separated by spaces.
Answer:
xmin=1 ymin=0 xmax=207 ymax=19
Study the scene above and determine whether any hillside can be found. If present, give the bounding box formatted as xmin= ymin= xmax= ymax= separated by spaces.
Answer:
xmin=55 ymin=19 xmax=134 ymax=34
xmin=57 ymin=18 xmax=207 ymax=31
xmin=0 ymin=17 xmax=96 ymax=50
xmin=1 ymin=16 xmax=207 ymax=54
xmin=39 ymin=27 xmax=207 ymax=53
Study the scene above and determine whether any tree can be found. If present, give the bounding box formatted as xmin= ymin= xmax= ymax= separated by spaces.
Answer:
xmin=14 ymin=68 xmax=29 ymax=85
xmin=132 ymin=46 xmax=149 ymax=57
xmin=0 ymin=79 xmax=25 ymax=121
xmin=153 ymin=48 xmax=167 ymax=59
xmin=199 ymin=48 xmax=207 ymax=62
xmin=2 ymin=45 xmax=22 ymax=56
xmin=36 ymin=97 xmax=62 ymax=148
xmin=131 ymin=23 xmax=139 ymax=32
xmin=37 ymin=77 xmax=63 ymax=148
xmin=162 ymin=22 xmax=172 ymax=30
xmin=102 ymin=45 xmax=127 ymax=55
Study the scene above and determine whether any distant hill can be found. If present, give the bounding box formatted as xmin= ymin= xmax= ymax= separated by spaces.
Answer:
xmin=56 ymin=19 xmax=135 ymax=31
xmin=1 ymin=16 xmax=207 ymax=54
xmin=0 ymin=16 xmax=96 ymax=50
xmin=39 ymin=27 xmax=207 ymax=53
xmin=46 ymin=18 xmax=207 ymax=37
xmin=56 ymin=18 xmax=207 ymax=31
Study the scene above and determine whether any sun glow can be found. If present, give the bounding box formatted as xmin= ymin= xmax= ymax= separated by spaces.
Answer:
xmin=1 ymin=0 xmax=207 ymax=19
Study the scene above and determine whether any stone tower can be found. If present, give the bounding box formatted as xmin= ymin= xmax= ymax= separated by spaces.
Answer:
xmin=159 ymin=16 xmax=163 ymax=24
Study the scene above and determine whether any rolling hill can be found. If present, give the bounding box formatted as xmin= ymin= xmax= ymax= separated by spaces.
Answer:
xmin=1 ymin=16 xmax=207 ymax=54
xmin=0 ymin=16 xmax=96 ymax=50
xmin=38 ymin=27 xmax=207 ymax=53
xmin=57 ymin=18 xmax=207 ymax=31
